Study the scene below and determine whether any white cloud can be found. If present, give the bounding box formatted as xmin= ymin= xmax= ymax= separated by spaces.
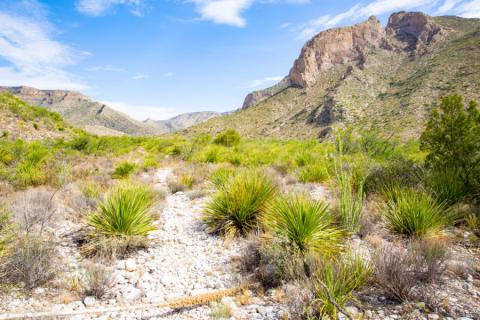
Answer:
xmin=435 ymin=0 xmax=462 ymax=14
xmin=249 ymin=76 xmax=283 ymax=87
xmin=296 ymin=0 xmax=435 ymax=39
xmin=103 ymin=100 xmax=178 ymax=121
xmin=190 ymin=0 xmax=254 ymax=27
xmin=189 ymin=0 xmax=309 ymax=27
xmin=456 ymin=0 xmax=480 ymax=17
xmin=132 ymin=73 xmax=150 ymax=80
xmin=0 ymin=1 xmax=87 ymax=90
xmin=76 ymin=0 xmax=144 ymax=17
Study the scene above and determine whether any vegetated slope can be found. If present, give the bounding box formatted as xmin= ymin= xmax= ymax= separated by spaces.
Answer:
xmin=144 ymin=111 xmax=222 ymax=133
xmin=0 ymin=86 xmax=161 ymax=136
xmin=0 ymin=93 xmax=72 ymax=141
xmin=187 ymin=12 xmax=480 ymax=139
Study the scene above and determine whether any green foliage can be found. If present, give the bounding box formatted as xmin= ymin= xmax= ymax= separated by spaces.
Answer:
xmin=209 ymin=167 xmax=237 ymax=189
xmin=298 ymin=162 xmax=330 ymax=183
xmin=420 ymin=94 xmax=480 ymax=191
xmin=85 ymin=184 xmax=157 ymax=257
xmin=383 ymin=187 xmax=450 ymax=237
xmin=0 ymin=210 xmax=13 ymax=258
xmin=312 ymin=255 xmax=372 ymax=318
xmin=203 ymin=171 xmax=277 ymax=237
xmin=359 ymin=131 xmax=399 ymax=159
xmin=112 ymin=162 xmax=136 ymax=179
xmin=423 ymin=168 xmax=468 ymax=205
xmin=266 ymin=194 xmax=343 ymax=256
xmin=364 ymin=158 xmax=421 ymax=195
xmin=335 ymin=166 xmax=365 ymax=233
xmin=213 ymin=129 xmax=240 ymax=147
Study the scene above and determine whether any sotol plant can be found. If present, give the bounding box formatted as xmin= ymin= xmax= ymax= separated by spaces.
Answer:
xmin=265 ymin=194 xmax=343 ymax=256
xmin=203 ymin=171 xmax=277 ymax=237
xmin=84 ymin=184 xmax=157 ymax=257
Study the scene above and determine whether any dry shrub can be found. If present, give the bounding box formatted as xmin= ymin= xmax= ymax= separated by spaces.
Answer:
xmin=373 ymin=239 xmax=449 ymax=302
xmin=81 ymin=262 xmax=113 ymax=299
xmin=241 ymin=237 xmax=306 ymax=289
xmin=0 ymin=235 xmax=60 ymax=289
xmin=10 ymin=188 xmax=57 ymax=234
xmin=282 ymin=282 xmax=314 ymax=320
xmin=187 ymin=189 xmax=208 ymax=200
xmin=373 ymin=244 xmax=415 ymax=302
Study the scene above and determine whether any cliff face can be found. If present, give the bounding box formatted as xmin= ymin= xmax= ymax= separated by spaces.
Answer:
xmin=189 ymin=12 xmax=479 ymax=140
xmin=242 ymin=12 xmax=444 ymax=109
xmin=288 ymin=16 xmax=385 ymax=88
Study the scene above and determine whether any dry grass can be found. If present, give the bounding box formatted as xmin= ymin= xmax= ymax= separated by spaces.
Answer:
xmin=81 ymin=262 xmax=113 ymax=299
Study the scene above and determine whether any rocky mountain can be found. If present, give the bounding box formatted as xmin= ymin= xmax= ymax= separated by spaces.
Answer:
xmin=0 ymin=86 xmax=162 ymax=136
xmin=144 ymin=111 xmax=222 ymax=134
xmin=187 ymin=11 xmax=480 ymax=139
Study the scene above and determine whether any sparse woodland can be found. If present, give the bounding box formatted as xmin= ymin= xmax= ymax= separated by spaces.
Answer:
xmin=0 ymin=92 xmax=479 ymax=319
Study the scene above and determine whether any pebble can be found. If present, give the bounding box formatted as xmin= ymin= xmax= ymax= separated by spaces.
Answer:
xmin=83 ymin=296 xmax=96 ymax=307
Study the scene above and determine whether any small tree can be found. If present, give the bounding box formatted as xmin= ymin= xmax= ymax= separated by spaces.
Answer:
xmin=420 ymin=94 xmax=479 ymax=187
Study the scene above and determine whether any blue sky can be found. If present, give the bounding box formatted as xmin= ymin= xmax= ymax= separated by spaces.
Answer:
xmin=0 ymin=0 xmax=478 ymax=120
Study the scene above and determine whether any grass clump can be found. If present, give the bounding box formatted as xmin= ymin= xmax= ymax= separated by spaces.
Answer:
xmin=383 ymin=187 xmax=450 ymax=237
xmin=310 ymin=255 xmax=372 ymax=318
xmin=112 ymin=161 xmax=136 ymax=179
xmin=336 ymin=168 xmax=365 ymax=233
xmin=209 ymin=166 xmax=236 ymax=189
xmin=298 ymin=162 xmax=329 ymax=183
xmin=203 ymin=171 xmax=277 ymax=237
xmin=423 ymin=168 xmax=468 ymax=206
xmin=266 ymin=194 xmax=343 ymax=256
xmin=84 ymin=184 xmax=157 ymax=258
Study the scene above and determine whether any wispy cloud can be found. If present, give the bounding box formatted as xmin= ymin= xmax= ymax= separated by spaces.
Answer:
xmin=248 ymin=76 xmax=283 ymax=88
xmin=0 ymin=0 xmax=87 ymax=90
xmin=87 ymin=64 xmax=126 ymax=73
xmin=103 ymin=100 xmax=178 ymax=121
xmin=76 ymin=0 xmax=145 ymax=17
xmin=189 ymin=0 xmax=310 ymax=27
xmin=456 ymin=0 xmax=480 ymax=18
xmin=132 ymin=73 xmax=150 ymax=80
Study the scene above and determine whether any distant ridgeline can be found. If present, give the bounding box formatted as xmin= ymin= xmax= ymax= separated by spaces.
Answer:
xmin=186 ymin=11 xmax=480 ymax=140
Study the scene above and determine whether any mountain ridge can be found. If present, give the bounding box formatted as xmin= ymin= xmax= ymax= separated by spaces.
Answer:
xmin=186 ymin=11 xmax=480 ymax=139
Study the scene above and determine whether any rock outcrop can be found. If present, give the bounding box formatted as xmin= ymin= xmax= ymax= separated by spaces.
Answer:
xmin=386 ymin=11 xmax=443 ymax=50
xmin=242 ymin=12 xmax=444 ymax=109
xmin=288 ymin=16 xmax=385 ymax=88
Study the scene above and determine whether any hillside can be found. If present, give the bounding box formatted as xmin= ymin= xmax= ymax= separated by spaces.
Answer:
xmin=186 ymin=12 xmax=480 ymax=139
xmin=144 ymin=111 xmax=222 ymax=133
xmin=0 ymin=86 xmax=161 ymax=136
xmin=0 ymin=93 xmax=72 ymax=141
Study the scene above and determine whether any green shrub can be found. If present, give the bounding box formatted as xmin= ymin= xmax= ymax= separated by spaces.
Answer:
xmin=423 ymin=168 xmax=468 ymax=206
xmin=420 ymin=95 xmax=479 ymax=189
xmin=0 ymin=210 xmax=13 ymax=258
xmin=112 ymin=162 xmax=136 ymax=179
xmin=364 ymin=159 xmax=421 ymax=195
xmin=14 ymin=162 xmax=45 ymax=188
xmin=383 ymin=187 xmax=450 ymax=237
xmin=213 ymin=129 xmax=240 ymax=147
xmin=203 ymin=171 xmax=277 ymax=237
xmin=266 ymin=194 xmax=343 ymax=256
xmin=298 ymin=162 xmax=329 ymax=183
xmin=84 ymin=184 xmax=157 ymax=258
xmin=311 ymin=255 xmax=372 ymax=318
xmin=209 ymin=167 xmax=236 ymax=189
xmin=336 ymin=168 xmax=365 ymax=233
xmin=294 ymin=151 xmax=314 ymax=167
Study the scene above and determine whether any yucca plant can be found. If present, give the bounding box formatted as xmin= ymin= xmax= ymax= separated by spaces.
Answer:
xmin=203 ymin=172 xmax=277 ymax=237
xmin=266 ymin=194 xmax=344 ymax=256
xmin=423 ymin=168 xmax=467 ymax=206
xmin=85 ymin=184 xmax=157 ymax=257
xmin=311 ymin=255 xmax=372 ymax=318
xmin=335 ymin=167 xmax=365 ymax=233
xmin=209 ymin=167 xmax=236 ymax=189
xmin=383 ymin=187 xmax=449 ymax=237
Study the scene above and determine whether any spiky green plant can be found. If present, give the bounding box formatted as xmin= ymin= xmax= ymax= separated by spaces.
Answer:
xmin=298 ymin=162 xmax=330 ymax=183
xmin=312 ymin=255 xmax=372 ymax=318
xmin=112 ymin=162 xmax=136 ymax=179
xmin=424 ymin=168 xmax=467 ymax=206
xmin=383 ymin=187 xmax=449 ymax=237
xmin=266 ymin=194 xmax=343 ymax=256
xmin=203 ymin=172 xmax=277 ymax=237
xmin=209 ymin=166 xmax=236 ymax=189
xmin=85 ymin=184 xmax=157 ymax=257
xmin=336 ymin=168 xmax=365 ymax=233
